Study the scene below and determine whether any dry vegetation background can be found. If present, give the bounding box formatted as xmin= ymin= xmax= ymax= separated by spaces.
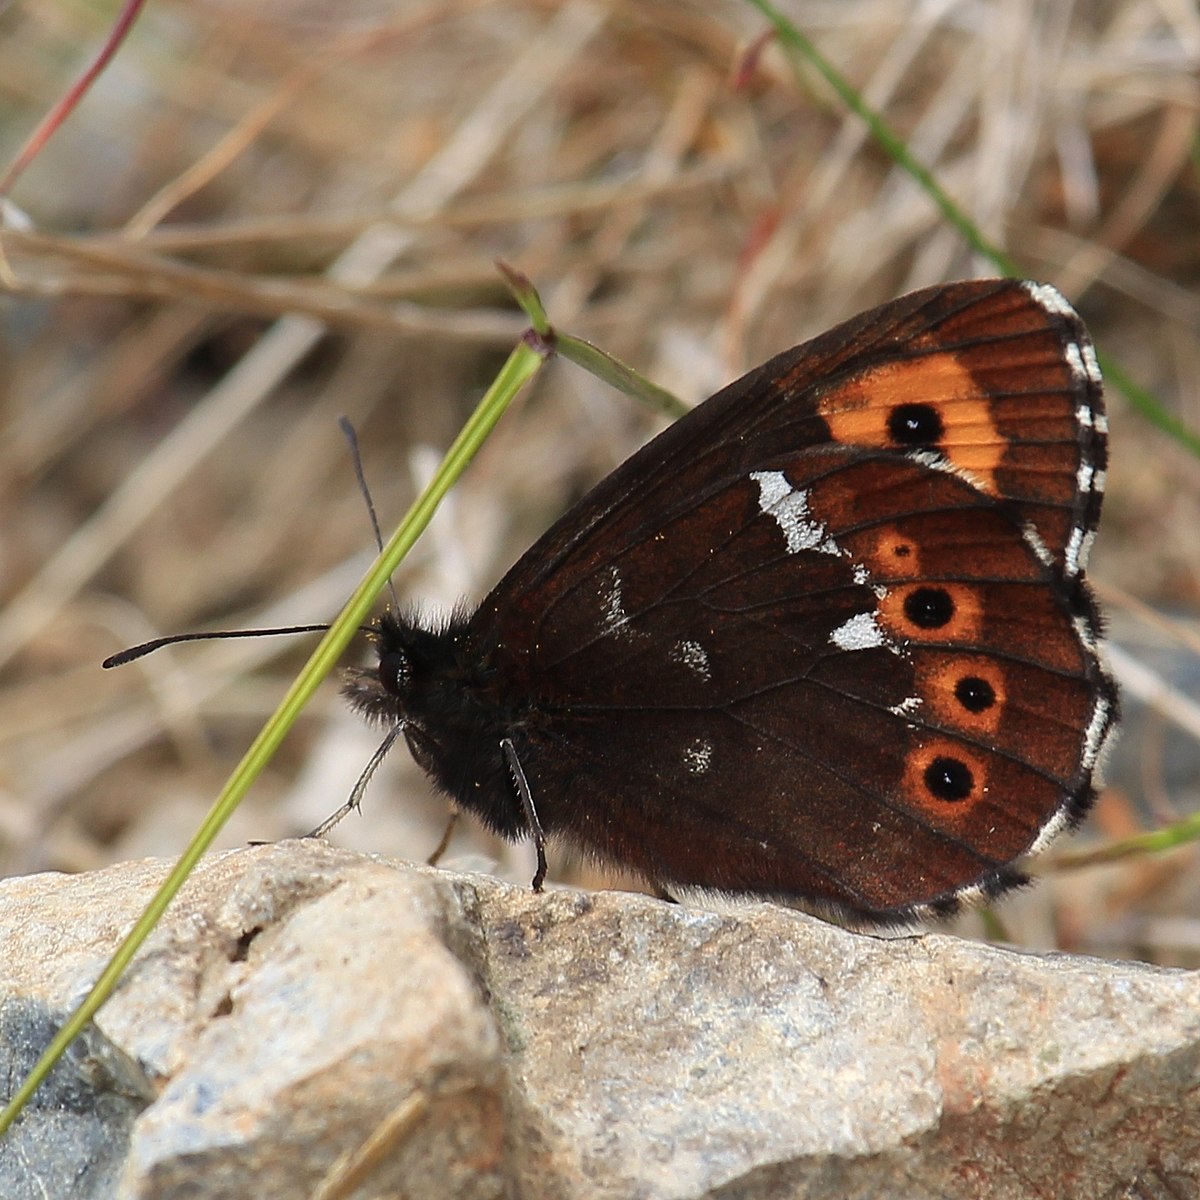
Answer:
xmin=1 ymin=0 xmax=1198 ymax=961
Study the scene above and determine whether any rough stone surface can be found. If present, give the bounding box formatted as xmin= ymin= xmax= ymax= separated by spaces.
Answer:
xmin=2 ymin=841 xmax=1199 ymax=1199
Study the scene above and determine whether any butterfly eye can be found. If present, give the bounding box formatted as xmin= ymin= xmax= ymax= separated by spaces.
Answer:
xmin=378 ymin=650 xmax=410 ymax=696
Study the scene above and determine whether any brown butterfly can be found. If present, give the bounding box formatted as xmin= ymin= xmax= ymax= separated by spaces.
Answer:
xmin=342 ymin=279 xmax=1118 ymax=923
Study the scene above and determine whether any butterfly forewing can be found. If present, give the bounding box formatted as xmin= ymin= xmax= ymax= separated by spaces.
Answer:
xmin=480 ymin=280 xmax=1104 ymax=630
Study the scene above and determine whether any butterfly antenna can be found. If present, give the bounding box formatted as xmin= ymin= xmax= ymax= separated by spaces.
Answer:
xmin=339 ymin=416 xmax=400 ymax=612
xmin=103 ymin=624 xmax=333 ymax=669
xmin=305 ymin=723 xmax=402 ymax=839
xmin=107 ymin=417 xmax=394 ymax=672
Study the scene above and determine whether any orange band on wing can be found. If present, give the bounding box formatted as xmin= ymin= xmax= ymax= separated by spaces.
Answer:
xmin=820 ymin=353 xmax=1004 ymax=492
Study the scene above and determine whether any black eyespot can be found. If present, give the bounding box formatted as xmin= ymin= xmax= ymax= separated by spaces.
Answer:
xmin=955 ymin=675 xmax=996 ymax=713
xmin=924 ymin=756 xmax=973 ymax=801
xmin=888 ymin=402 xmax=944 ymax=446
xmin=904 ymin=586 xmax=954 ymax=629
xmin=379 ymin=651 xmax=409 ymax=696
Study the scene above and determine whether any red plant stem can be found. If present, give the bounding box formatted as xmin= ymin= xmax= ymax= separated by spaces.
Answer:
xmin=0 ymin=0 xmax=150 ymax=198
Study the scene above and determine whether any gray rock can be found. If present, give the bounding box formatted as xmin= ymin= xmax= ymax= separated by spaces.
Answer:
xmin=1 ymin=841 xmax=1197 ymax=1199
xmin=0 ymin=998 xmax=153 ymax=1200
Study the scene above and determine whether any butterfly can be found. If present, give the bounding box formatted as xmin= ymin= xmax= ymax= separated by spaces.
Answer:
xmin=343 ymin=279 xmax=1118 ymax=924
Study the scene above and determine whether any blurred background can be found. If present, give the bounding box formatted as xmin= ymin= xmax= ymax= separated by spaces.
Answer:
xmin=1 ymin=0 xmax=1197 ymax=961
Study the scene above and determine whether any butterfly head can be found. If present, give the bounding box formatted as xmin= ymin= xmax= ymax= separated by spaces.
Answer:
xmin=341 ymin=608 xmax=528 ymax=840
xmin=343 ymin=610 xmax=461 ymax=725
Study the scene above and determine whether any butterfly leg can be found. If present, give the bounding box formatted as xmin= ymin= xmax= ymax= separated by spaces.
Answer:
xmin=304 ymin=725 xmax=401 ymax=839
xmin=304 ymin=797 xmax=357 ymax=840
xmin=501 ymin=737 xmax=548 ymax=892
xmin=426 ymin=810 xmax=459 ymax=867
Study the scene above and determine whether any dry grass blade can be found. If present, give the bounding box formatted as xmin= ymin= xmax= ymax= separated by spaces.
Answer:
xmin=0 ymin=0 xmax=1196 ymax=968
xmin=0 ymin=2 xmax=605 ymax=672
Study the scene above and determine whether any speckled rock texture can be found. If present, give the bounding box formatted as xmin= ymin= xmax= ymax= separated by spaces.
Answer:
xmin=2 ymin=840 xmax=1197 ymax=1199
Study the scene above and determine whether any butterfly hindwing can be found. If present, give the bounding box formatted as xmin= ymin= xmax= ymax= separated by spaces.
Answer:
xmin=482 ymin=444 xmax=1110 ymax=920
